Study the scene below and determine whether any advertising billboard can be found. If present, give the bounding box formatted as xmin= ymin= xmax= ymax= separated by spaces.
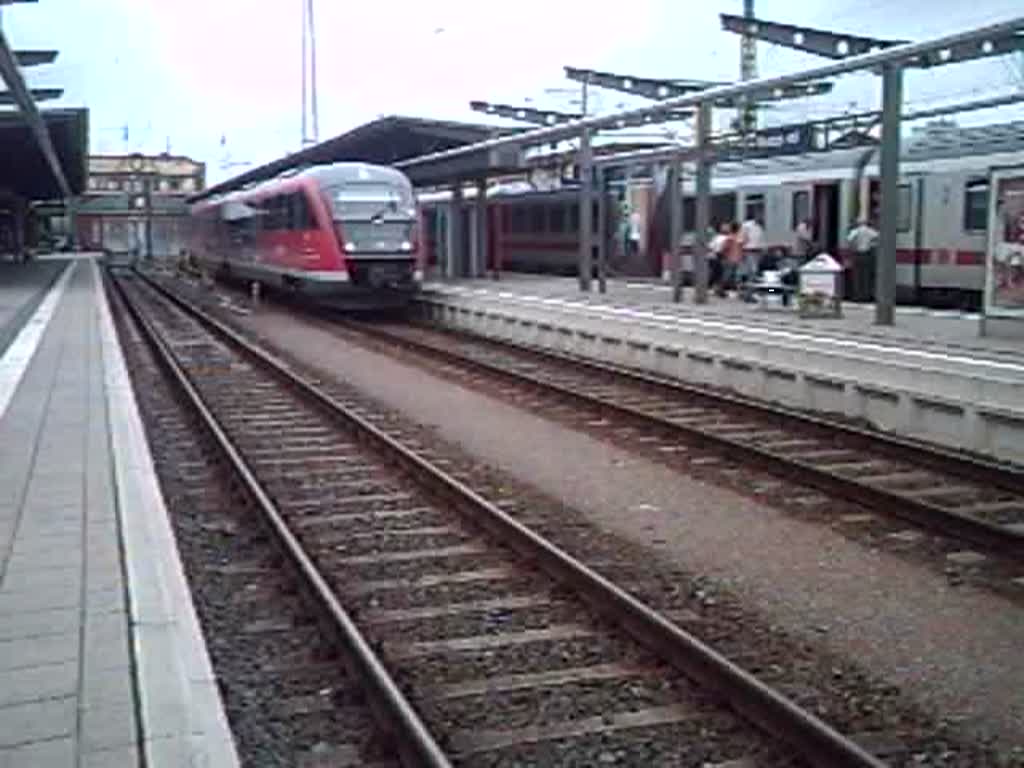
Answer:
xmin=985 ymin=168 xmax=1024 ymax=318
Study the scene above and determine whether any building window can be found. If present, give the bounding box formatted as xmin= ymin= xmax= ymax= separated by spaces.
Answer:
xmin=963 ymin=179 xmax=989 ymax=232
xmin=159 ymin=179 xmax=170 ymax=192
xmin=181 ymin=178 xmax=195 ymax=192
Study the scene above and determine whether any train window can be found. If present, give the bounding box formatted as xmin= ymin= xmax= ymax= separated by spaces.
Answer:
xmin=963 ymin=180 xmax=989 ymax=232
xmin=592 ymin=201 xmax=600 ymax=234
xmin=743 ymin=193 xmax=765 ymax=223
xmin=549 ymin=204 xmax=566 ymax=233
xmin=529 ymin=205 xmax=546 ymax=233
xmin=510 ymin=206 xmax=528 ymax=234
xmin=897 ymin=184 xmax=912 ymax=232
xmin=791 ymin=190 xmax=810 ymax=229
xmin=289 ymin=192 xmax=314 ymax=230
xmin=265 ymin=195 xmax=290 ymax=231
xmin=569 ymin=204 xmax=580 ymax=232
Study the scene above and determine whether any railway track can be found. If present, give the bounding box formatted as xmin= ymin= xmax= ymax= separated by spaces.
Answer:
xmin=109 ymin=269 xmax=886 ymax=767
xmin=337 ymin=318 xmax=1024 ymax=563
xmin=106 ymin=272 xmax=404 ymax=767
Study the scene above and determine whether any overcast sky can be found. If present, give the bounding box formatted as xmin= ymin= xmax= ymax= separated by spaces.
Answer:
xmin=4 ymin=0 xmax=1023 ymax=183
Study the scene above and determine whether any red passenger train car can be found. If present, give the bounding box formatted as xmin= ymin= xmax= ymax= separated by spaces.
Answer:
xmin=191 ymin=162 xmax=424 ymax=309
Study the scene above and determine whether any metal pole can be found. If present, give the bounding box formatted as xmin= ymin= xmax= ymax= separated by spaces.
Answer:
xmin=578 ymin=127 xmax=593 ymax=292
xmin=475 ymin=178 xmax=487 ymax=279
xmin=448 ymin=184 xmax=463 ymax=279
xmin=875 ymin=62 xmax=902 ymax=326
xmin=739 ymin=0 xmax=758 ymax=134
xmin=597 ymin=166 xmax=608 ymax=294
xmin=693 ymin=102 xmax=712 ymax=304
xmin=301 ymin=0 xmax=307 ymax=144
xmin=144 ymin=175 xmax=153 ymax=260
xmin=308 ymin=0 xmax=319 ymax=143
xmin=669 ymin=151 xmax=683 ymax=303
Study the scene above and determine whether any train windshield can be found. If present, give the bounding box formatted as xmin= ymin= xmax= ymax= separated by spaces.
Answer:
xmin=328 ymin=183 xmax=416 ymax=221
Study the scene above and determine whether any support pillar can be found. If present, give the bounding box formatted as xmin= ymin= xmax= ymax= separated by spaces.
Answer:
xmin=144 ymin=176 xmax=153 ymax=260
xmin=67 ymin=196 xmax=78 ymax=251
xmin=578 ymin=127 xmax=593 ymax=292
xmin=474 ymin=178 xmax=487 ymax=279
xmin=669 ymin=151 xmax=683 ymax=303
xmin=693 ymin=102 xmax=712 ymax=304
xmin=596 ymin=166 xmax=608 ymax=294
xmin=447 ymin=184 xmax=463 ymax=279
xmin=876 ymin=62 xmax=902 ymax=326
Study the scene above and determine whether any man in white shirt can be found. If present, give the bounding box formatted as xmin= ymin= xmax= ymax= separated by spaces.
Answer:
xmin=628 ymin=211 xmax=642 ymax=259
xmin=739 ymin=216 xmax=765 ymax=301
xmin=847 ymin=218 xmax=879 ymax=302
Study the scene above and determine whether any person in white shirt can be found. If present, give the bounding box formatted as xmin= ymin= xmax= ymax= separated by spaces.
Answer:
xmin=847 ymin=218 xmax=879 ymax=302
xmin=793 ymin=219 xmax=814 ymax=261
xmin=738 ymin=216 xmax=765 ymax=301
xmin=627 ymin=211 xmax=642 ymax=259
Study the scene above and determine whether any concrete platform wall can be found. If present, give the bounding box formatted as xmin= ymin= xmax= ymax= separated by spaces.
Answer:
xmin=416 ymin=289 xmax=1024 ymax=466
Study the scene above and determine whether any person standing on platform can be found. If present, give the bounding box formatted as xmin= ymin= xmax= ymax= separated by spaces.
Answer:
xmin=847 ymin=218 xmax=879 ymax=302
xmin=794 ymin=219 xmax=814 ymax=262
xmin=717 ymin=222 xmax=742 ymax=298
xmin=739 ymin=214 xmax=765 ymax=301
xmin=708 ymin=222 xmax=726 ymax=293
xmin=627 ymin=210 xmax=642 ymax=261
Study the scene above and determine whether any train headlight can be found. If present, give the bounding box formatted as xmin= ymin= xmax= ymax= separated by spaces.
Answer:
xmin=400 ymin=241 xmax=412 ymax=251
xmin=413 ymin=269 xmax=424 ymax=282
xmin=344 ymin=241 xmax=356 ymax=252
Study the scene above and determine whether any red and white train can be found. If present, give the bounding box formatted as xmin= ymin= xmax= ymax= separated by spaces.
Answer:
xmin=190 ymin=162 xmax=424 ymax=309
xmin=419 ymin=121 xmax=1024 ymax=309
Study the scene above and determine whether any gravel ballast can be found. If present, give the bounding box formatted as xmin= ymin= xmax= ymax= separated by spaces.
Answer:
xmin=221 ymin=297 xmax=1024 ymax=760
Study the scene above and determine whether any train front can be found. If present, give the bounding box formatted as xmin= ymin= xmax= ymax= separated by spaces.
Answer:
xmin=324 ymin=165 xmax=423 ymax=309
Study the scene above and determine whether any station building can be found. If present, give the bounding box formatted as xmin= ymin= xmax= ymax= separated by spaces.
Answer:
xmin=73 ymin=153 xmax=206 ymax=258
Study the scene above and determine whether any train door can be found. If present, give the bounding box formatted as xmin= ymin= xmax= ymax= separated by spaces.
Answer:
xmin=813 ymin=183 xmax=840 ymax=257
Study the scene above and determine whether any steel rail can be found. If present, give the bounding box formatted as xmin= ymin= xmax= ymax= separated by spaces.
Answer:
xmin=134 ymin=271 xmax=885 ymax=768
xmin=396 ymin=16 xmax=1024 ymax=170
xmin=107 ymin=272 xmax=454 ymax=768
xmin=344 ymin=318 xmax=1024 ymax=561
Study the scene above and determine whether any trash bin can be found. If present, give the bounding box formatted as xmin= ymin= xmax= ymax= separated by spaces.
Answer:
xmin=798 ymin=253 xmax=843 ymax=318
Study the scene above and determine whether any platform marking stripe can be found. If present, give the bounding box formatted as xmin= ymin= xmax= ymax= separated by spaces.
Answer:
xmin=0 ymin=260 xmax=75 ymax=421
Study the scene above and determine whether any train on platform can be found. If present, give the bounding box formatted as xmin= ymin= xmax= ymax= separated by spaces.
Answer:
xmin=418 ymin=121 xmax=1024 ymax=309
xmin=190 ymin=162 xmax=424 ymax=309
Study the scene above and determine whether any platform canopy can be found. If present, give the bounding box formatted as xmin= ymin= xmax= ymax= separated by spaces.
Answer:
xmin=0 ymin=108 xmax=88 ymax=199
xmin=193 ymin=115 xmax=526 ymax=202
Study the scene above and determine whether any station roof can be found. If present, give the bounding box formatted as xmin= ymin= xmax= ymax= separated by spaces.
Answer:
xmin=192 ymin=114 xmax=526 ymax=202
xmin=0 ymin=108 xmax=88 ymax=199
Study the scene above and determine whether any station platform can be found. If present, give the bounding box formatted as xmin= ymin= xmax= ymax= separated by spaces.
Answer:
xmin=419 ymin=274 xmax=1024 ymax=465
xmin=0 ymin=256 xmax=238 ymax=766
xmin=0 ymin=258 xmax=68 ymax=358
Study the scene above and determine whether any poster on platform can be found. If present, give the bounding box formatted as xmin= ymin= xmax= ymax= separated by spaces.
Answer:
xmin=985 ymin=168 xmax=1024 ymax=318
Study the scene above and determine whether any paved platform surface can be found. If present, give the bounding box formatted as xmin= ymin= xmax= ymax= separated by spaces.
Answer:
xmin=0 ymin=257 xmax=237 ymax=767
xmin=421 ymin=274 xmax=1024 ymax=464
xmin=0 ymin=258 xmax=68 ymax=358
xmin=438 ymin=274 xmax=1024 ymax=358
